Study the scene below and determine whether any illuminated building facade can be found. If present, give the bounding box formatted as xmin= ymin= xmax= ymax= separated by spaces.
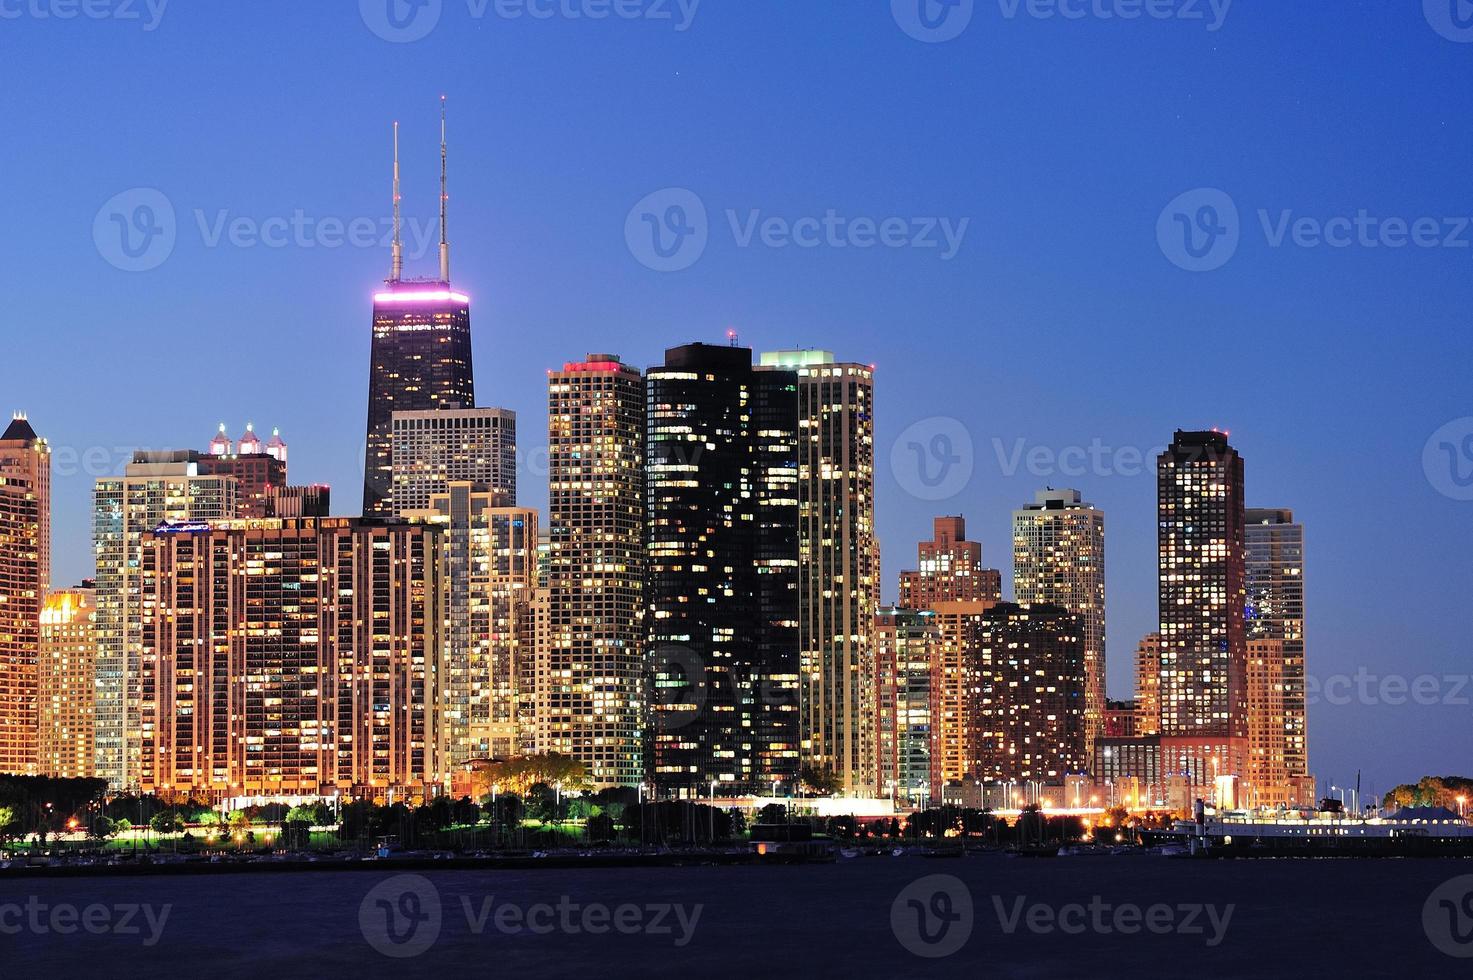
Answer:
xmin=930 ymin=600 xmax=994 ymax=788
xmin=137 ymin=518 xmax=444 ymax=801
xmin=1245 ymin=508 xmax=1307 ymax=787
xmin=38 ymin=585 xmax=96 ymax=778
xmin=200 ymin=423 xmax=287 ymax=518
xmin=1245 ymin=637 xmax=1289 ymax=807
xmin=391 ymin=407 xmax=516 ymax=515
xmin=1134 ymin=632 xmax=1162 ymax=736
xmin=405 ymin=485 xmax=538 ymax=764
xmin=1156 ymin=429 xmax=1248 ymax=785
xmin=0 ymin=414 xmax=49 ymax=775
xmin=969 ymin=603 xmax=1086 ymax=782
xmin=647 ymin=344 xmax=799 ymax=796
xmin=545 ymin=354 xmax=645 ymax=787
xmin=1104 ymin=699 xmax=1138 ymax=738
xmin=759 ymin=350 xmax=877 ymax=797
xmin=899 ymin=516 xmax=1001 ymax=609
xmin=265 ymin=484 xmax=331 ymax=519
xmin=93 ymin=451 xmax=239 ymax=790
xmin=363 ymin=284 xmax=475 ymax=515
xmin=875 ymin=607 xmax=939 ymax=805
xmin=1012 ymin=489 xmax=1106 ymax=754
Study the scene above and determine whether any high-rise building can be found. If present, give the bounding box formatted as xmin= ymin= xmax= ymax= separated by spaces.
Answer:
xmin=405 ymin=485 xmax=538 ymax=764
xmin=94 ymin=451 xmax=238 ymax=790
xmin=391 ymin=407 xmax=517 ymax=514
xmin=875 ymin=607 xmax=940 ymax=805
xmin=1245 ymin=638 xmax=1289 ymax=807
xmin=1012 ymin=489 xmax=1105 ymax=753
xmin=0 ymin=414 xmax=49 ymax=775
xmin=969 ymin=602 xmax=1087 ymax=783
xmin=759 ymin=350 xmax=877 ymax=797
xmin=1156 ymin=429 xmax=1248 ymax=787
xmin=265 ymin=484 xmax=332 ymax=519
xmin=544 ymin=354 xmax=645 ymax=787
xmin=899 ymin=516 xmax=1001 ymax=609
xmin=648 ymin=344 xmax=800 ymax=796
xmin=363 ymin=107 xmax=474 ymax=515
xmin=38 ymin=585 xmax=96 ymax=778
xmin=201 ymin=423 xmax=287 ymax=518
xmin=1134 ymin=632 xmax=1162 ymax=736
xmin=1245 ymin=508 xmax=1307 ymax=785
xmin=930 ymin=600 xmax=995 ymax=790
xmin=137 ymin=518 xmax=444 ymax=801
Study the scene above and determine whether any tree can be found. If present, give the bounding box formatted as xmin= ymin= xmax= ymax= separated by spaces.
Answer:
xmin=150 ymin=811 xmax=184 ymax=835
xmin=756 ymin=803 xmax=788 ymax=825
xmin=88 ymin=815 xmax=119 ymax=841
xmin=799 ymin=766 xmax=843 ymax=797
xmin=0 ymin=806 xmax=15 ymax=843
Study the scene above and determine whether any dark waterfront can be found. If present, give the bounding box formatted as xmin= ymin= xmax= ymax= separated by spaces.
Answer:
xmin=3 ymin=856 xmax=1469 ymax=976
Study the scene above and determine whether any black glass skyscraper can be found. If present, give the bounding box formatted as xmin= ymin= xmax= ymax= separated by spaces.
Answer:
xmin=645 ymin=343 xmax=799 ymax=796
xmin=362 ymin=103 xmax=475 ymax=515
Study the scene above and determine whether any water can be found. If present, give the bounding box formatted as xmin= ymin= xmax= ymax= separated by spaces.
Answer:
xmin=2 ymin=855 xmax=1468 ymax=976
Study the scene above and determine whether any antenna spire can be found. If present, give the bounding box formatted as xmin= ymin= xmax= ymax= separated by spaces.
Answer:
xmin=439 ymin=95 xmax=450 ymax=284
xmin=391 ymin=121 xmax=404 ymax=283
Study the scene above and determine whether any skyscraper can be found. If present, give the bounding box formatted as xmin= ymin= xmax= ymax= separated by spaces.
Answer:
xmin=647 ymin=344 xmax=799 ymax=796
xmin=405 ymin=485 xmax=538 ymax=764
xmin=391 ymin=407 xmax=517 ymax=514
xmin=137 ymin=518 xmax=444 ymax=801
xmin=968 ymin=602 xmax=1087 ymax=783
xmin=363 ymin=105 xmax=474 ymax=515
xmin=1134 ymin=632 xmax=1162 ymax=736
xmin=94 ymin=451 xmax=238 ymax=790
xmin=1157 ymin=429 xmax=1248 ymax=787
xmin=1245 ymin=638 xmax=1289 ymax=807
xmin=544 ymin=354 xmax=645 ymax=787
xmin=875 ymin=607 xmax=940 ymax=805
xmin=0 ymin=414 xmax=49 ymax=775
xmin=1012 ymin=489 xmax=1106 ymax=754
xmin=201 ymin=422 xmax=287 ymax=518
xmin=930 ymin=600 xmax=994 ymax=790
xmin=38 ymin=585 xmax=96 ymax=779
xmin=899 ymin=516 xmax=1001 ymax=609
xmin=1245 ymin=508 xmax=1307 ymax=787
xmin=759 ymin=350 xmax=877 ymax=797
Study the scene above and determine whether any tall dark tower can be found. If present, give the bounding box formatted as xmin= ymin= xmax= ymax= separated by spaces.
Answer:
xmin=363 ymin=98 xmax=475 ymax=515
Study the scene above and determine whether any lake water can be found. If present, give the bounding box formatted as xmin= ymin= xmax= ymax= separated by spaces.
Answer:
xmin=3 ymin=856 xmax=1470 ymax=976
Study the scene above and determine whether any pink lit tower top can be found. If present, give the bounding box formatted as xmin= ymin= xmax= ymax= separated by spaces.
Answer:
xmin=363 ymin=95 xmax=475 ymax=515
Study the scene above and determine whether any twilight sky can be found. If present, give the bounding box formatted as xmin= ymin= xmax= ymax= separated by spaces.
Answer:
xmin=3 ymin=0 xmax=1471 ymax=797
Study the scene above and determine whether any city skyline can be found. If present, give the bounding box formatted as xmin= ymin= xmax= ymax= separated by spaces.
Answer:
xmin=4 ymin=4 xmax=1471 ymax=794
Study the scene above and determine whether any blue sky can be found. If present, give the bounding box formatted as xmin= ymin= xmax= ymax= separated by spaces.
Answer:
xmin=3 ymin=0 xmax=1472 ymax=796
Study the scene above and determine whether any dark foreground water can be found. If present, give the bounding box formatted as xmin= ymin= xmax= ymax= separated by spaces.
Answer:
xmin=3 ymin=856 xmax=1471 ymax=977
